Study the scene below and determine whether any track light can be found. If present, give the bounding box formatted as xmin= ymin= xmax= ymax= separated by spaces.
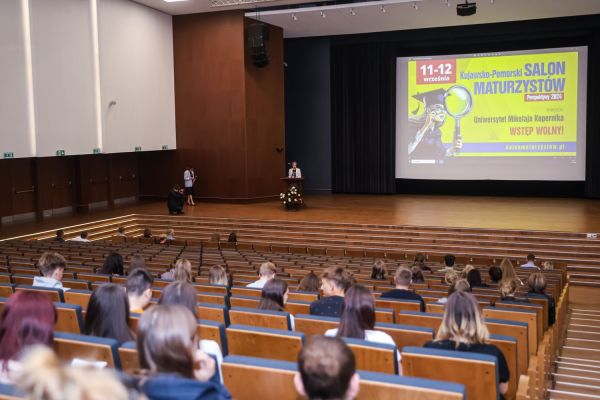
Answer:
xmin=380 ymin=4 xmax=386 ymax=13
xmin=291 ymin=13 xmax=297 ymax=21
xmin=412 ymin=1 xmax=418 ymax=10
xmin=320 ymin=10 xmax=326 ymax=18
xmin=350 ymin=7 xmax=356 ymax=15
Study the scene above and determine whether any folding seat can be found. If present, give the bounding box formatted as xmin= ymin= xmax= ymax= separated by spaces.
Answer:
xmin=287 ymin=291 xmax=318 ymax=302
xmin=489 ymin=334 xmax=518 ymax=400
xmin=226 ymin=325 xmax=304 ymax=361
xmin=359 ymin=371 xmax=466 ymax=400
xmin=63 ymin=289 xmax=93 ymax=310
xmin=0 ymin=274 xmax=11 ymax=284
xmin=0 ymin=383 xmax=24 ymax=400
xmin=487 ymin=318 xmax=529 ymax=378
xmin=197 ymin=302 xmax=230 ymax=325
xmin=343 ymin=338 xmax=398 ymax=374
xmin=229 ymin=295 xmax=259 ymax=309
xmin=15 ymin=285 xmax=63 ymax=302
xmin=196 ymin=292 xmax=229 ymax=307
xmin=229 ymin=307 xmax=292 ymax=330
xmin=10 ymin=275 xmax=34 ymax=286
xmin=53 ymin=332 xmax=121 ymax=369
xmin=230 ymin=287 xmax=262 ymax=298
xmin=374 ymin=308 xmax=395 ymax=323
xmin=0 ymin=284 xmax=15 ymax=298
xmin=496 ymin=300 xmax=546 ymax=334
xmin=402 ymin=346 xmax=500 ymax=400
xmin=193 ymin=284 xmax=229 ymax=295
xmin=396 ymin=311 xmax=443 ymax=335
xmin=118 ymin=341 xmax=138 ymax=372
xmin=54 ymin=302 xmax=84 ymax=334
xmin=294 ymin=314 xmax=338 ymax=339
xmin=76 ymin=273 xmax=111 ymax=283
xmin=284 ymin=300 xmax=310 ymax=316
xmin=483 ymin=307 xmax=538 ymax=355
xmin=375 ymin=323 xmax=434 ymax=349
xmin=61 ymin=279 xmax=91 ymax=291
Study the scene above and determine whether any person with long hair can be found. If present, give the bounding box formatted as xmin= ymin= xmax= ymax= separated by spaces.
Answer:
xmin=136 ymin=305 xmax=230 ymax=400
xmin=424 ymin=291 xmax=509 ymax=396
xmin=460 ymin=264 xmax=475 ymax=279
xmin=466 ymin=268 xmax=489 ymax=288
xmin=370 ymin=260 xmax=388 ymax=280
xmin=246 ymin=262 xmax=277 ymax=289
xmin=162 ymin=258 xmax=193 ymax=283
xmin=499 ymin=279 xmax=530 ymax=304
xmin=298 ymin=272 xmax=320 ymax=293
xmin=208 ymin=266 xmax=229 ymax=286
xmin=309 ymin=267 xmax=353 ymax=318
xmin=84 ymin=284 xmax=134 ymax=345
xmin=488 ymin=265 xmax=503 ymax=284
xmin=437 ymin=278 xmax=471 ymax=305
xmin=0 ymin=292 xmax=57 ymax=384
xmin=526 ymin=272 xmax=556 ymax=326
xmin=258 ymin=279 xmax=293 ymax=330
xmin=499 ymin=259 xmax=522 ymax=284
xmin=99 ymin=252 xmax=124 ymax=276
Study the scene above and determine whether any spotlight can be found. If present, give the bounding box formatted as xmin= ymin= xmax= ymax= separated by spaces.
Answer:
xmin=291 ymin=13 xmax=298 ymax=21
xmin=412 ymin=1 xmax=418 ymax=10
xmin=350 ymin=7 xmax=356 ymax=15
xmin=456 ymin=0 xmax=476 ymax=16
xmin=380 ymin=4 xmax=386 ymax=13
xmin=320 ymin=10 xmax=326 ymax=18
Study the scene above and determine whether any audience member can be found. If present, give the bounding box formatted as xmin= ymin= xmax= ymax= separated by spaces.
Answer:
xmin=126 ymin=268 xmax=154 ymax=314
xmin=444 ymin=270 xmax=459 ymax=286
xmin=208 ymin=266 xmax=229 ymax=286
xmin=55 ymin=229 xmax=65 ymax=242
xmin=370 ymin=259 xmax=388 ymax=280
xmin=460 ymin=264 xmax=475 ymax=279
xmin=159 ymin=281 xmax=198 ymax=317
xmin=167 ymin=184 xmax=185 ymax=215
xmin=0 ymin=292 xmax=56 ymax=384
xmin=298 ymin=271 xmax=320 ymax=292
xmin=128 ymin=254 xmax=147 ymax=273
xmin=166 ymin=229 xmax=176 ymax=241
xmin=99 ymin=252 xmax=125 ymax=276
xmin=33 ymin=252 xmax=67 ymax=290
xmin=424 ymin=291 xmax=509 ymax=396
xmin=411 ymin=266 xmax=425 ymax=284
xmin=437 ymin=278 xmax=471 ymax=304
xmin=522 ymin=253 xmax=537 ymax=268
xmin=143 ymin=228 xmax=153 ymax=239
xmin=310 ymin=266 xmax=352 ymax=317
xmin=542 ymin=261 xmax=554 ymax=271
xmin=414 ymin=253 xmax=426 ymax=264
xmin=136 ymin=305 xmax=231 ymax=400
xmin=295 ymin=336 xmax=359 ymax=400
xmin=116 ymin=226 xmax=127 ymax=237
xmin=466 ymin=268 xmax=489 ymax=288
xmin=526 ymin=272 xmax=556 ymax=325
xmin=246 ymin=262 xmax=277 ymax=289
xmin=162 ymin=258 xmax=193 ymax=283
xmin=84 ymin=284 xmax=134 ymax=345
xmin=488 ymin=265 xmax=503 ymax=284
xmin=413 ymin=261 xmax=432 ymax=272
xmin=441 ymin=254 xmax=456 ymax=271
xmin=380 ymin=267 xmax=425 ymax=311
xmin=499 ymin=258 xmax=519 ymax=283
xmin=71 ymin=231 xmax=90 ymax=242
xmin=258 ymin=279 xmax=294 ymax=329
xmin=227 ymin=232 xmax=237 ymax=243
xmin=499 ymin=279 xmax=530 ymax=304
xmin=16 ymin=346 xmax=130 ymax=400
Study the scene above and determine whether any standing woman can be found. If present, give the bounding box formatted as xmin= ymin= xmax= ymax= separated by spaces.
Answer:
xmin=184 ymin=167 xmax=196 ymax=206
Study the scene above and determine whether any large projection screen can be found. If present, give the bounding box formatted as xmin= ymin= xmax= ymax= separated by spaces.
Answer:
xmin=395 ymin=47 xmax=588 ymax=181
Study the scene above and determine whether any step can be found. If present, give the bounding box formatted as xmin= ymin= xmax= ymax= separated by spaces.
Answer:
xmin=554 ymin=381 xmax=600 ymax=397
xmin=554 ymin=372 xmax=600 ymax=386
xmin=565 ymin=338 xmax=600 ymax=350
xmin=549 ymin=389 xmax=600 ymax=399
xmin=567 ymin=330 xmax=600 ymax=340
xmin=561 ymin=347 xmax=600 ymax=360
xmin=557 ymin=366 xmax=600 ymax=379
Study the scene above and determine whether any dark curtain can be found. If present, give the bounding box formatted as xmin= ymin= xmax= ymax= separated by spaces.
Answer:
xmin=331 ymin=43 xmax=396 ymax=193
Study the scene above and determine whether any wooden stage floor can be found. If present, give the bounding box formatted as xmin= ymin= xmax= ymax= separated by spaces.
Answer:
xmin=2 ymin=194 xmax=600 ymax=239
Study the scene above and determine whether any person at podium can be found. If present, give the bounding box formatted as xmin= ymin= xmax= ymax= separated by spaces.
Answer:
xmin=288 ymin=161 xmax=302 ymax=178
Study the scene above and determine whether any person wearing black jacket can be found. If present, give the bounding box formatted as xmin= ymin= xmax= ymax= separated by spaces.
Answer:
xmin=167 ymin=185 xmax=185 ymax=215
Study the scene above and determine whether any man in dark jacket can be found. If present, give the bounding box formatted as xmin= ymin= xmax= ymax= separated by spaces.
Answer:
xmin=167 ymin=185 xmax=185 ymax=215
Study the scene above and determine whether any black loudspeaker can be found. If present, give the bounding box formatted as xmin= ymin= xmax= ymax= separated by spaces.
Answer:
xmin=246 ymin=23 xmax=269 ymax=68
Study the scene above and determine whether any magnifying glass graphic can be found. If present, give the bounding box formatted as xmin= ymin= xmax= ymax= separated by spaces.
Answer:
xmin=444 ymin=85 xmax=473 ymax=155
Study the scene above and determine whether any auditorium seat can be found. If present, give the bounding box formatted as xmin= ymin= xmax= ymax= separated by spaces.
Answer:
xmin=193 ymin=284 xmax=229 ymax=295
xmin=343 ymin=338 xmax=399 ymax=374
xmin=0 ymin=284 xmax=14 ymax=298
xmin=53 ymin=332 xmax=121 ymax=369
xmin=375 ymin=323 xmax=434 ymax=350
xmin=118 ymin=341 xmax=138 ymax=373
xmin=375 ymin=299 xmax=422 ymax=319
xmin=487 ymin=318 xmax=529 ymax=378
xmin=230 ymin=287 xmax=262 ymax=298
xmin=496 ymin=300 xmax=546 ymax=334
xmin=76 ymin=273 xmax=111 ymax=283
xmin=15 ymin=285 xmax=64 ymax=302
xmin=229 ymin=295 xmax=260 ymax=309
xmin=61 ymin=279 xmax=91 ymax=291
xmin=359 ymin=370 xmax=466 ymax=399
xmin=10 ymin=275 xmax=34 ymax=286
xmin=374 ymin=308 xmax=395 ymax=323
xmin=0 ymin=274 xmax=11 ymax=284
xmin=226 ymin=325 xmax=304 ymax=361
xmin=287 ymin=291 xmax=319 ymax=302
xmin=396 ymin=311 xmax=443 ymax=335
xmin=284 ymin=300 xmax=311 ymax=316
xmin=229 ymin=307 xmax=292 ymax=330
xmin=196 ymin=292 xmax=230 ymax=307
xmin=401 ymin=346 xmax=499 ymax=400
xmin=197 ymin=302 xmax=230 ymax=325
xmin=63 ymin=289 xmax=92 ymax=309
xmin=483 ymin=307 xmax=538 ymax=355
xmin=294 ymin=314 xmax=339 ymax=339
xmin=54 ymin=302 xmax=84 ymax=334
xmin=0 ymin=383 xmax=23 ymax=400
xmin=488 ymin=334 xmax=518 ymax=400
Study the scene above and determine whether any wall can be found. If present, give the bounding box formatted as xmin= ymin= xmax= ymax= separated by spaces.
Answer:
xmin=284 ymin=37 xmax=332 ymax=192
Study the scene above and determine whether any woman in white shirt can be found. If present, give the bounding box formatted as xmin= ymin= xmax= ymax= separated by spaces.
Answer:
xmin=325 ymin=285 xmax=399 ymax=369
xmin=288 ymin=161 xmax=302 ymax=178
xmin=258 ymin=279 xmax=295 ymax=330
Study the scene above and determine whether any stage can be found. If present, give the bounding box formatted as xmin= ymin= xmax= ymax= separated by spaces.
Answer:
xmin=2 ymin=194 xmax=600 ymax=240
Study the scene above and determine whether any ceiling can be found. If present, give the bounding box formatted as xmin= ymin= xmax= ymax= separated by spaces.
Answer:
xmin=133 ymin=0 xmax=600 ymax=38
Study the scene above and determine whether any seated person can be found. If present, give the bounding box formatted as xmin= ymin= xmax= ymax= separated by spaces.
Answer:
xmin=288 ymin=161 xmax=302 ymax=178
xmin=424 ymin=291 xmax=509 ymax=397
xmin=55 ymin=229 xmax=65 ymax=242
xmin=466 ymin=268 xmax=489 ymax=288
xmin=298 ymin=271 xmax=320 ymax=293
xmin=295 ymin=336 xmax=359 ymax=400
xmin=499 ymin=279 xmax=530 ymax=304
xmin=70 ymin=231 xmax=90 ymax=242
xmin=325 ymin=285 xmax=397 ymax=351
xmin=143 ymin=227 xmax=153 ymax=239
xmin=380 ymin=267 xmax=425 ymax=311
xmin=126 ymin=268 xmax=154 ymax=314
xmin=413 ymin=261 xmax=432 ymax=272
xmin=443 ymin=270 xmax=459 ymax=286
xmin=414 ymin=253 xmax=426 ymax=264
xmin=167 ymin=184 xmax=185 ymax=215
xmin=0 ymin=291 xmax=56 ymax=384
xmin=84 ymin=284 xmax=134 ymax=346
xmin=136 ymin=305 xmax=231 ymax=399
xmin=162 ymin=258 xmax=193 ymax=283
xmin=437 ymin=278 xmax=471 ymax=304
xmin=246 ymin=262 xmax=277 ymax=289
xmin=521 ymin=253 xmax=538 ymax=269
xmin=208 ymin=265 xmax=229 ymax=286
xmin=370 ymin=259 xmax=388 ymax=280
xmin=460 ymin=264 xmax=475 ymax=279
xmin=258 ymin=279 xmax=294 ymax=330
xmin=128 ymin=254 xmax=147 ymax=273
xmin=99 ymin=252 xmax=125 ymax=276
xmin=542 ymin=261 xmax=554 ymax=271
xmin=116 ymin=226 xmax=127 ymax=237
xmin=227 ymin=232 xmax=238 ymax=243
xmin=33 ymin=252 xmax=67 ymax=290
xmin=440 ymin=254 xmax=456 ymax=272
xmin=411 ymin=266 xmax=425 ymax=284
xmin=526 ymin=272 xmax=556 ymax=326
xmin=488 ymin=265 xmax=503 ymax=284
xmin=310 ymin=266 xmax=352 ymax=317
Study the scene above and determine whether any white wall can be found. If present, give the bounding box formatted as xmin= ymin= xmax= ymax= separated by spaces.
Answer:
xmin=98 ymin=0 xmax=176 ymax=153
xmin=0 ymin=0 xmax=35 ymax=158
xmin=0 ymin=0 xmax=176 ymax=159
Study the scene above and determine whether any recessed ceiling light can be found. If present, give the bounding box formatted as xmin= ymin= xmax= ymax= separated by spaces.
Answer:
xmin=292 ymin=13 xmax=298 ymax=20
xmin=164 ymin=0 xmax=187 ymax=3
xmin=350 ymin=7 xmax=356 ymax=15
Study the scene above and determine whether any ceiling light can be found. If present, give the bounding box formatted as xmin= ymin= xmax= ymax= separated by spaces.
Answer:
xmin=164 ymin=0 xmax=188 ymax=3
xmin=350 ymin=8 xmax=356 ymax=15
xmin=380 ymin=5 xmax=386 ymax=13
xmin=320 ymin=10 xmax=326 ymax=18
xmin=292 ymin=13 xmax=298 ymax=20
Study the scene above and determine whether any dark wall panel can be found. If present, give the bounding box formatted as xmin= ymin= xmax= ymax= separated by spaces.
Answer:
xmin=110 ymin=153 xmax=139 ymax=199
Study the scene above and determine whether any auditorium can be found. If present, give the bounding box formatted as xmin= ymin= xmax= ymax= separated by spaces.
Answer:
xmin=1 ymin=0 xmax=600 ymax=399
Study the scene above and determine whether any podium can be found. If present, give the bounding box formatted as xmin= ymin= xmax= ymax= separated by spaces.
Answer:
xmin=280 ymin=177 xmax=305 ymax=209
xmin=280 ymin=177 xmax=304 ymax=195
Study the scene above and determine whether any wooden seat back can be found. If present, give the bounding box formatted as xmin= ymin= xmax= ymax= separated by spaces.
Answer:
xmin=226 ymin=325 xmax=304 ymax=362
xmin=294 ymin=314 xmax=339 ymax=339
xmin=229 ymin=307 xmax=291 ymax=330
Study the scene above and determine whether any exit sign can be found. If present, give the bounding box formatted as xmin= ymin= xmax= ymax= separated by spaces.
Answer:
xmin=56 ymin=150 xmax=66 ymax=156
xmin=3 ymin=152 xmax=14 ymax=159
xmin=135 ymin=146 xmax=142 ymax=152
xmin=162 ymin=145 xmax=169 ymax=150
xmin=93 ymin=148 xmax=101 ymax=154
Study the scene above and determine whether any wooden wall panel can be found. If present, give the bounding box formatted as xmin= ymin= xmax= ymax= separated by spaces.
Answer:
xmin=244 ymin=19 xmax=285 ymax=198
xmin=36 ymin=157 xmax=76 ymax=211
xmin=110 ymin=153 xmax=139 ymax=199
xmin=6 ymin=158 xmax=36 ymax=215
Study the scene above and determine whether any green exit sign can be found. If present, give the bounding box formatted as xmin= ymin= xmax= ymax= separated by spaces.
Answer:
xmin=3 ymin=152 xmax=14 ymax=159
xmin=56 ymin=150 xmax=66 ymax=156
xmin=93 ymin=148 xmax=101 ymax=154
xmin=162 ymin=145 xmax=168 ymax=150
xmin=135 ymin=146 xmax=142 ymax=152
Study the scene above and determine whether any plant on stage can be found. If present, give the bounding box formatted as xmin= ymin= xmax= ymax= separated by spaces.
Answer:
xmin=280 ymin=186 xmax=303 ymax=210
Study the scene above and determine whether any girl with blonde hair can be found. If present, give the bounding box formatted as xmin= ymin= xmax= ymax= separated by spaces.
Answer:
xmin=499 ymin=279 xmax=530 ymax=304
xmin=499 ymin=258 xmax=523 ymax=285
xmin=162 ymin=258 xmax=193 ymax=283
xmin=208 ymin=266 xmax=229 ymax=286
xmin=371 ymin=259 xmax=388 ymax=280
xmin=424 ymin=291 xmax=509 ymax=395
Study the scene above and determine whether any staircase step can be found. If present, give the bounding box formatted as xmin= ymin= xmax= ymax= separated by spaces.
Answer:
xmin=565 ymin=338 xmax=600 ymax=350
xmin=549 ymin=389 xmax=600 ymax=399
xmin=557 ymin=366 xmax=600 ymax=379
xmin=561 ymin=347 xmax=600 ymax=360
xmin=554 ymin=381 xmax=600 ymax=396
xmin=559 ymin=356 xmax=600 ymax=366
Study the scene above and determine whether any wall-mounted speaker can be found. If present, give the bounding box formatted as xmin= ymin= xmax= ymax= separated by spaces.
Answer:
xmin=246 ymin=22 xmax=269 ymax=68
